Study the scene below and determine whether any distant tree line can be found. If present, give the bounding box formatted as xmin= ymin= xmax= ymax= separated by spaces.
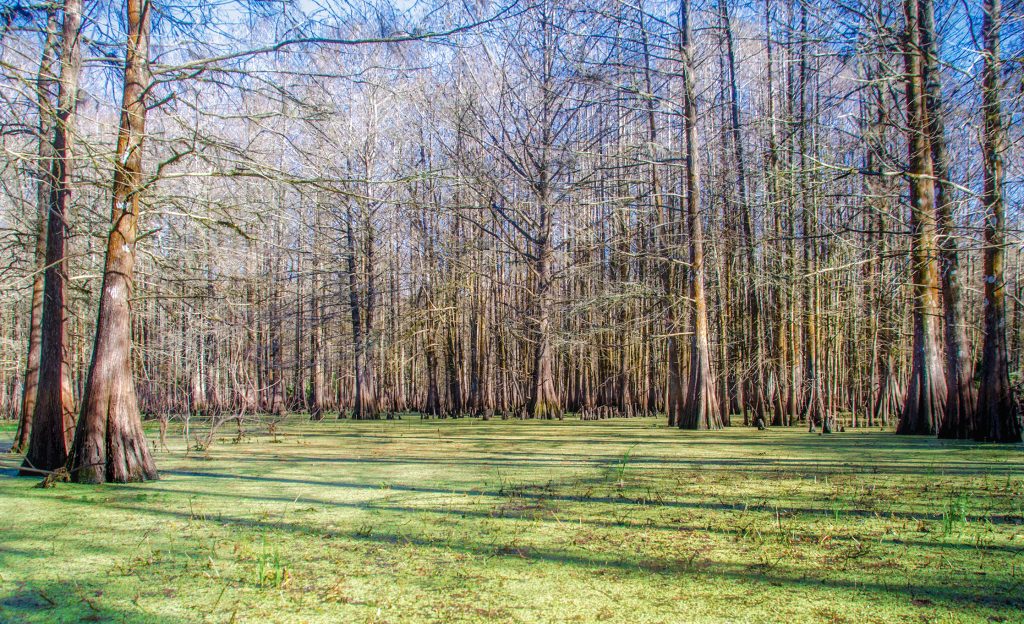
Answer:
xmin=0 ymin=0 xmax=1021 ymax=483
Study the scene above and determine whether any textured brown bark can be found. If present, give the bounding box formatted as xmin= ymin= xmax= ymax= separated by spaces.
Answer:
xmin=975 ymin=0 xmax=1022 ymax=443
xmin=526 ymin=230 xmax=561 ymax=420
xmin=918 ymin=0 xmax=977 ymax=439
xmin=678 ymin=0 xmax=721 ymax=431
xmin=21 ymin=0 xmax=81 ymax=476
xmin=897 ymin=0 xmax=947 ymax=436
xmin=68 ymin=0 xmax=157 ymax=484
xmin=524 ymin=9 xmax=561 ymax=421
xmin=14 ymin=9 xmax=59 ymax=455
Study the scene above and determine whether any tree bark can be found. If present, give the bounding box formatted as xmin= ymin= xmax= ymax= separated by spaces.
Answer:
xmin=526 ymin=228 xmax=561 ymax=419
xmin=344 ymin=200 xmax=379 ymax=419
xmin=524 ymin=9 xmax=562 ymax=421
xmin=14 ymin=9 xmax=59 ymax=454
xmin=21 ymin=0 xmax=82 ymax=476
xmin=678 ymin=0 xmax=722 ymax=430
xmin=897 ymin=0 xmax=947 ymax=435
xmin=918 ymin=0 xmax=977 ymax=439
xmin=68 ymin=0 xmax=158 ymax=483
xmin=975 ymin=0 xmax=1022 ymax=443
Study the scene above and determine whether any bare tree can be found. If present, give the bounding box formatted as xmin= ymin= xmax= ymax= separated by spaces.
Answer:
xmin=975 ymin=0 xmax=1022 ymax=443
xmin=68 ymin=0 xmax=158 ymax=483
xmin=13 ymin=8 xmax=58 ymax=454
xmin=896 ymin=0 xmax=947 ymax=436
xmin=20 ymin=0 xmax=81 ymax=475
xmin=677 ymin=0 xmax=721 ymax=430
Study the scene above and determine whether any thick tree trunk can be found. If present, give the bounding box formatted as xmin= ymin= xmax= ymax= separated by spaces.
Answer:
xmin=918 ymin=0 xmax=978 ymax=439
xmin=897 ymin=0 xmax=947 ymax=435
xmin=14 ymin=9 xmax=59 ymax=455
xmin=975 ymin=0 xmax=1022 ymax=443
xmin=678 ymin=0 xmax=721 ymax=431
xmin=523 ymin=10 xmax=562 ymax=422
xmin=21 ymin=0 xmax=81 ymax=476
xmin=67 ymin=0 xmax=157 ymax=484
xmin=527 ymin=233 xmax=561 ymax=420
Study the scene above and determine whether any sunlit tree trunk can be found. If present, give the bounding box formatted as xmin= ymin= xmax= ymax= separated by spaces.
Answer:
xmin=526 ymin=217 xmax=561 ymax=420
xmin=68 ymin=0 xmax=158 ymax=483
xmin=897 ymin=0 xmax=946 ymax=435
xmin=21 ymin=0 xmax=82 ymax=476
xmin=678 ymin=0 xmax=721 ymax=430
xmin=14 ymin=9 xmax=59 ymax=454
xmin=524 ymin=6 xmax=561 ymax=421
xmin=918 ymin=0 xmax=977 ymax=439
xmin=975 ymin=0 xmax=1022 ymax=443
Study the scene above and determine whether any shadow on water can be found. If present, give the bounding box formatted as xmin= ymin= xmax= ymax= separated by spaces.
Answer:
xmin=3 ymin=419 xmax=1022 ymax=621
xmin=215 ymin=450 xmax=1023 ymax=476
xmin=0 ymin=579 xmax=186 ymax=624
xmin=37 ymin=495 xmax=1024 ymax=612
xmin=156 ymin=468 xmax=1024 ymax=525
xmin=114 ymin=481 xmax=1024 ymax=556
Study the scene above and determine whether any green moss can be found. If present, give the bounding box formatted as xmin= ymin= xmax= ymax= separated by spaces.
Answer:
xmin=1 ymin=417 xmax=1021 ymax=623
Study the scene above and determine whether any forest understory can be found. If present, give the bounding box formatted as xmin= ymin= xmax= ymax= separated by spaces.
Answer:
xmin=1 ymin=416 xmax=1022 ymax=624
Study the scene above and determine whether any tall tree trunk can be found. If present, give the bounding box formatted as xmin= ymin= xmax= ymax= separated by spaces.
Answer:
xmin=14 ymin=9 xmax=59 ymax=454
xmin=678 ymin=0 xmax=722 ymax=430
xmin=67 ymin=0 xmax=158 ymax=483
xmin=527 ymin=227 xmax=561 ymax=419
xmin=21 ymin=0 xmax=82 ymax=476
xmin=764 ymin=0 xmax=791 ymax=427
xmin=919 ymin=0 xmax=977 ymax=439
xmin=637 ymin=3 xmax=681 ymax=426
xmin=897 ymin=0 xmax=947 ymax=435
xmin=975 ymin=0 xmax=1022 ymax=442
xmin=525 ymin=11 xmax=561 ymax=421
xmin=309 ymin=221 xmax=326 ymax=420
xmin=720 ymin=0 xmax=764 ymax=424
xmin=344 ymin=201 xmax=378 ymax=419
xmin=864 ymin=64 xmax=904 ymax=427
xmin=795 ymin=1 xmax=828 ymax=432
